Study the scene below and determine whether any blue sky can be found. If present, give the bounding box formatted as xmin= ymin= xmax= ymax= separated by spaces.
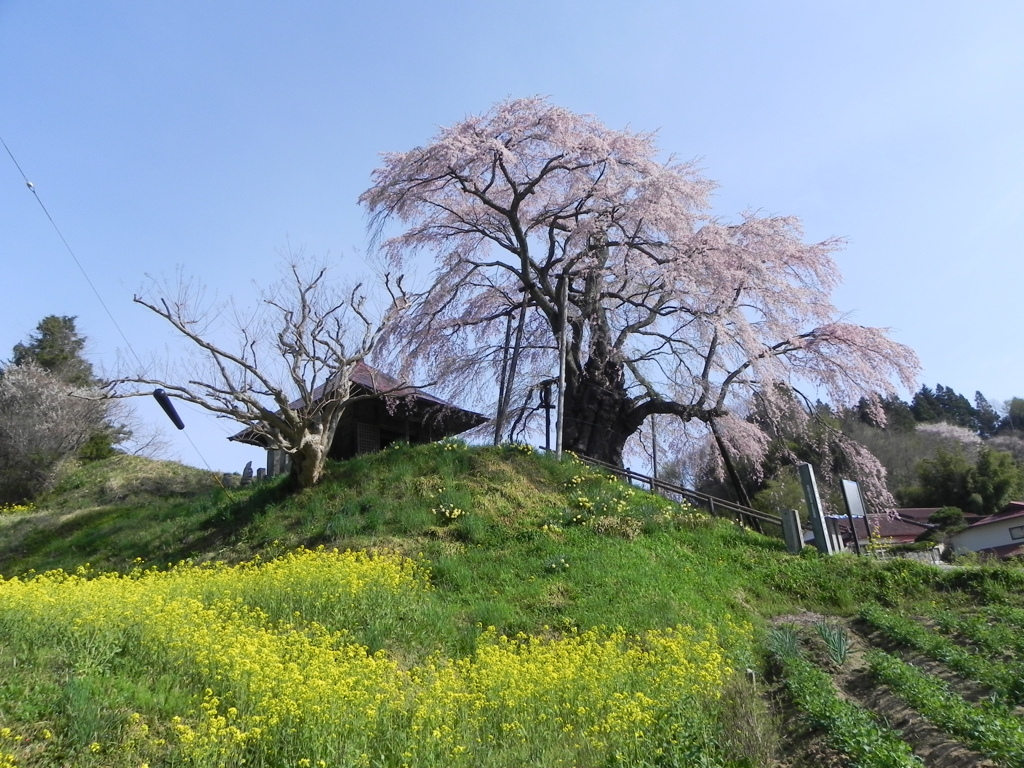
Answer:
xmin=2 ymin=1 xmax=1022 ymax=471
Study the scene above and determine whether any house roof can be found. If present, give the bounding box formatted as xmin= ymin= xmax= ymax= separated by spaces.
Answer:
xmin=893 ymin=508 xmax=941 ymax=524
xmin=875 ymin=514 xmax=934 ymax=540
xmin=972 ymin=542 xmax=1024 ymax=560
xmin=228 ymin=361 xmax=486 ymax=447
xmin=888 ymin=502 xmax=1024 ymax=532
xmin=963 ymin=501 xmax=1024 ymax=529
xmin=304 ymin=361 xmax=454 ymax=409
xmin=837 ymin=513 xmax=932 ymax=542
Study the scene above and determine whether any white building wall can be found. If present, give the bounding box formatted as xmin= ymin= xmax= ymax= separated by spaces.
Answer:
xmin=952 ymin=518 xmax=1024 ymax=553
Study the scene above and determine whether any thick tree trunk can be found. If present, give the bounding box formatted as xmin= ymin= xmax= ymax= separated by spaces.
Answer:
xmin=288 ymin=444 xmax=326 ymax=489
xmin=287 ymin=428 xmax=331 ymax=489
xmin=561 ymin=354 xmax=634 ymax=467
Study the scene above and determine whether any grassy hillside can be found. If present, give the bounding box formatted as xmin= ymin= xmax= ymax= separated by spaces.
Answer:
xmin=1 ymin=442 xmax=1023 ymax=767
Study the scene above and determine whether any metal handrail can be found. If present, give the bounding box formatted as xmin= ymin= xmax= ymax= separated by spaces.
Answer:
xmin=575 ymin=455 xmax=783 ymax=532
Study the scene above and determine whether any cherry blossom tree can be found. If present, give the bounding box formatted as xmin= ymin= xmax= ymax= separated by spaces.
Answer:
xmin=361 ymin=98 xmax=919 ymax=510
xmin=111 ymin=262 xmax=408 ymax=489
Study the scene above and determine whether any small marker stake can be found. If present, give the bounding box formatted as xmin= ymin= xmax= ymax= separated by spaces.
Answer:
xmin=153 ymin=389 xmax=185 ymax=430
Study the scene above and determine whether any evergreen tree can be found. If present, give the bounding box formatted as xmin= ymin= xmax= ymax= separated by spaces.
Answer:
xmin=910 ymin=386 xmax=942 ymax=423
xmin=853 ymin=394 xmax=916 ymax=431
xmin=975 ymin=392 xmax=1001 ymax=438
xmin=5 ymin=315 xmax=122 ymax=464
xmin=910 ymin=383 xmax=981 ymax=432
xmin=10 ymin=315 xmax=96 ymax=387
xmin=933 ymin=384 xmax=978 ymax=431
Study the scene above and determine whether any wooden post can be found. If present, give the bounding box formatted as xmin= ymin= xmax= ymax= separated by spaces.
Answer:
xmin=494 ymin=291 xmax=529 ymax=445
xmin=493 ymin=312 xmax=513 ymax=445
xmin=555 ymin=275 xmax=568 ymax=461
xmin=651 ymin=414 xmax=658 ymax=481
xmin=542 ymin=381 xmax=552 ymax=451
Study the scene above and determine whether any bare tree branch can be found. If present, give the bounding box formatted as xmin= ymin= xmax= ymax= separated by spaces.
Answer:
xmin=109 ymin=259 xmax=408 ymax=488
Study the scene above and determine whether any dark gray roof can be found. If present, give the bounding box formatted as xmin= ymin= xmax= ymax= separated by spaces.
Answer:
xmin=228 ymin=361 xmax=486 ymax=447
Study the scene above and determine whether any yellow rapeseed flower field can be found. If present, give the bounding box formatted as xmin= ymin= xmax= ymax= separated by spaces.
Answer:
xmin=0 ymin=548 xmax=750 ymax=767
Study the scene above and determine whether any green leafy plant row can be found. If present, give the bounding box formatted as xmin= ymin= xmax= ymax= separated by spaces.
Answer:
xmin=860 ymin=603 xmax=1024 ymax=704
xmin=867 ymin=648 xmax=1024 ymax=768
xmin=987 ymin=604 xmax=1024 ymax=626
xmin=768 ymin=628 xmax=922 ymax=768
xmin=931 ymin=608 xmax=1024 ymax=660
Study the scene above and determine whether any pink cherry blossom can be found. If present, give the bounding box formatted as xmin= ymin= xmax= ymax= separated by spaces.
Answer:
xmin=362 ymin=98 xmax=919 ymax=513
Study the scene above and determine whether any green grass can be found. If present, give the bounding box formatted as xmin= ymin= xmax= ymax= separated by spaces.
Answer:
xmin=4 ymin=441 xmax=1024 ymax=766
xmin=2 ymin=442 xmax=1018 ymax=636
xmin=2 ymin=444 xmax=795 ymax=642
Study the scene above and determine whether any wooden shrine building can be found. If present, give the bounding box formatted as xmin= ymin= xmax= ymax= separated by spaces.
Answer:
xmin=230 ymin=362 xmax=486 ymax=476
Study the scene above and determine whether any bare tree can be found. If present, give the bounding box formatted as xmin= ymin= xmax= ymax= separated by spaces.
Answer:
xmin=0 ymin=363 xmax=109 ymax=502
xmin=110 ymin=261 xmax=407 ymax=489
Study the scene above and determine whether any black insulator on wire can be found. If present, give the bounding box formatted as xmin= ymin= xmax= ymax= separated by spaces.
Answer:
xmin=153 ymin=389 xmax=185 ymax=430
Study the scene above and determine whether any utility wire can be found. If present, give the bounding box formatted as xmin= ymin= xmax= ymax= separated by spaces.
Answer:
xmin=1 ymin=135 xmax=146 ymax=372
xmin=1 ymin=134 xmax=223 ymax=477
